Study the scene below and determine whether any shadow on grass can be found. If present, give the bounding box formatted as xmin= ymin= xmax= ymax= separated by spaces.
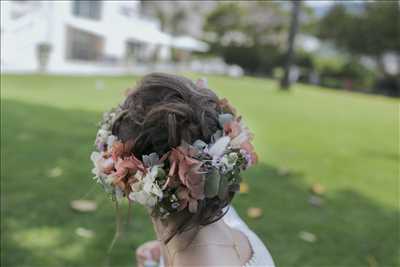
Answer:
xmin=1 ymin=99 xmax=398 ymax=267
xmin=241 ymin=164 xmax=399 ymax=267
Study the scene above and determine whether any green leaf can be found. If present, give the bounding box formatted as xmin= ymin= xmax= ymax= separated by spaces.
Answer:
xmin=218 ymin=174 xmax=229 ymax=200
xmin=204 ymin=169 xmax=221 ymax=198
xmin=143 ymin=152 xmax=160 ymax=167
xmin=156 ymin=167 xmax=166 ymax=179
xmin=193 ymin=140 xmax=207 ymax=151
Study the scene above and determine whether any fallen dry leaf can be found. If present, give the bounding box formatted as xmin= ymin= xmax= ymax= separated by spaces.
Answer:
xmin=247 ymin=207 xmax=263 ymax=219
xmin=298 ymin=231 xmax=317 ymax=243
xmin=75 ymin=227 xmax=94 ymax=238
xmin=239 ymin=182 xmax=249 ymax=194
xmin=366 ymin=255 xmax=378 ymax=267
xmin=311 ymin=183 xmax=326 ymax=195
xmin=70 ymin=200 xmax=97 ymax=212
xmin=47 ymin=167 xmax=63 ymax=178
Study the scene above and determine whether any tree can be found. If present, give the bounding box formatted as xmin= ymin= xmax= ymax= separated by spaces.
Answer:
xmin=139 ymin=1 xmax=215 ymax=37
xmin=280 ymin=0 xmax=302 ymax=90
xmin=204 ymin=2 xmax=288 ymax=74
xmin=204 ymin=3 xmax=244 ymax=38
xmin=139 ymin=1 xmax=188 ymax=35
xmin=317 ymin=1 xmax=399 ymax=77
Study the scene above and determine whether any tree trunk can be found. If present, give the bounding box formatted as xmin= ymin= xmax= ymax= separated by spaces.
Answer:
xmin=280 ymin=0 xmax=301 ymax=90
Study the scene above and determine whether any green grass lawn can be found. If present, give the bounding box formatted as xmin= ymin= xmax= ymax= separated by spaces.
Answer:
xmin=1 ymin=74 xmax=399 ymax=267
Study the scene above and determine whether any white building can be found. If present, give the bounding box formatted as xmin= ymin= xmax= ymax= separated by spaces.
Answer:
xmin=0 ymin=0 xmax=209 ymax=74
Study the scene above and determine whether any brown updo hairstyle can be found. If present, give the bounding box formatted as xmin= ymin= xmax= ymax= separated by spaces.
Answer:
xmin=112 ymin=73 xmax=235 ymax=243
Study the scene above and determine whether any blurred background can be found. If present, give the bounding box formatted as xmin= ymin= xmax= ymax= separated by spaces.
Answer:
xmin=1 ymin=1 xmax=398 ymax=267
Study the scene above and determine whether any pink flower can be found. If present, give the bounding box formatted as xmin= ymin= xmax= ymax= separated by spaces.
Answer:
xmin=111 ymin=142 xmax=124 ymax=161
xmin=176 ymin=186 xmax=198 ymax=213
xmin=111 ymin=140 xmax=134 ymax=161
xmin=168 ymin=145 xmax=205 ymax=200
xmin=114 ymin=156 xmax=144 ymax=179
xmin=113 ymin=156 xmax=145 ymax=192
xmin=223 ymin=118 xmax=242 ymax=139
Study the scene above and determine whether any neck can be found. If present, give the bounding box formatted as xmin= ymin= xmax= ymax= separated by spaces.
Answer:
xmin=151 ymin=215 xmax=227 ymax=265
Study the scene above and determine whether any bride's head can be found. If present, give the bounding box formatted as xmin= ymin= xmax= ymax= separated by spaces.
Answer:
xmin=114 ymin=73 xmax=220 ymax=157
xmin=91 ymin=73 xmax=257 ymax=243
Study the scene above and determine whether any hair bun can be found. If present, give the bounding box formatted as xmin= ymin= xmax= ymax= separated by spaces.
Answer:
xmin=115 ymin=73 xmax=220 ymax=157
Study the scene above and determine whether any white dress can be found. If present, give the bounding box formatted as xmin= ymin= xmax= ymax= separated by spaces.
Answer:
xmin=158 ymin=206 xmax=276 ymax=267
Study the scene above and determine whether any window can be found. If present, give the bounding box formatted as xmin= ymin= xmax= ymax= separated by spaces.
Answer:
xmin=66 ymin=26 xmax=104 ymax=61
xmin=72 ymin=0 xmax=102 ymax=20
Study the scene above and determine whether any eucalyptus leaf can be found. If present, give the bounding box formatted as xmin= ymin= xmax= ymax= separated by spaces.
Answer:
xmin=218 ymin=174 xmax=229 ymax=200
xmin=143 ymin=152 xmax=159 ymax=167
xmin=193 ymin=140 xmax=207 ymax=151
xmin=156 ymin=167 xmax=166 ymax=179
xmin=204 ymin=169 xmax=221 ymax=198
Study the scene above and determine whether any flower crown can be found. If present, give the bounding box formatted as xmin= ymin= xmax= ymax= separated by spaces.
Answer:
xmin=90 ymin=79 xmax=257 ymax=218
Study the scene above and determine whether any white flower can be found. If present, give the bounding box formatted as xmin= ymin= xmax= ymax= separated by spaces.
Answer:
xmin=128 ymin=166 xmax=163 ymax=207
xmin=220 ymin=152 xmax=238 ymax=172
xmin=97 ymin=129 xmax=110 ymax=143
xmin=105 ymin=175 xmax=114 ymax=185
xmin=91 ymin=152 xmax=115 ymax=194
xmin=90 ymin=152 xmax=103 ymax=181
xmin=134 ymin=170 xmax=144 ymax=181
xmin=208 ymin=136 xmax=231 ymax=159
xmin=129 ymin=191 xmax=158 ymax=207
xmin=143 ymin=166 xmax=163 ymax=197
